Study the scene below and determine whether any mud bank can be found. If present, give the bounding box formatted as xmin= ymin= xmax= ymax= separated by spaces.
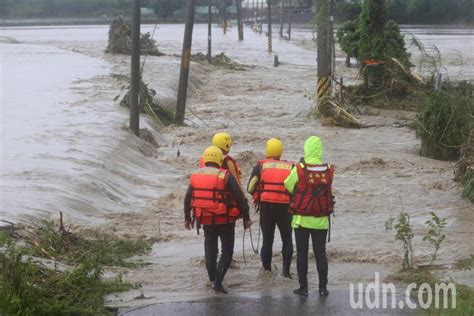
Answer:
xmin=1 ymin=24 xmax=473 ymax=310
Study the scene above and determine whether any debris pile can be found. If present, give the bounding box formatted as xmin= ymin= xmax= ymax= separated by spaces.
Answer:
xmin=105 ymin=16 xmax=164 ymax=56
xmin=191 ymin=52 xmax=250 ymax=71
xmin=317 ymin=97 xmax=365 ymax=128
xmin=118 ymin=80 xmax=174 ymax=126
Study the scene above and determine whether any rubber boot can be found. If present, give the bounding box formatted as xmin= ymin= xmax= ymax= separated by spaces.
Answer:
xmin=293 ymin=286 xmax=308 ymax=297
xmin=319 ymin=286 xmax=329 ymax=296
xmin=212 ymin=271 xmax=228 ymax=294
xmin=281 ymin=259 xmax=292 ymax=279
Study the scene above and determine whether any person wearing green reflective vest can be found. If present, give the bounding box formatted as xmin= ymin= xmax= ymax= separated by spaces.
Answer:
xmin=284 ymin=136 xmax=335 ymax=297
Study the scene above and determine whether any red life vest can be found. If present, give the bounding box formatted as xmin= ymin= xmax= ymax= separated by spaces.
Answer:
xmin=190 ymin=167 xmax=241 ymax=225
xmin=198 ymin=155 xmax=242 ymax=182
xmin=289 ymin=163 xmax=334 ymax=217
xmin=252 ymin=159 xmax=293 ymax=205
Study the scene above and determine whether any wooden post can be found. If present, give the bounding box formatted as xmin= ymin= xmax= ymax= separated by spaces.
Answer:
xmin=267 ymin=0 xmax=272 ymax=52
xmin=175 ymin=0 xmax=196 ymax=125
xmin=130 ymin=0 xmax=140 ymax=136
xmin=207 ymin=0 xmax=212 ymax=59
xmin=237 ymin=0 xmax=244 ymax=40
xmin=287 ymin=0 xmax=291 ymax=40
xmin=316 ymin=0 xmax=331 ymax=102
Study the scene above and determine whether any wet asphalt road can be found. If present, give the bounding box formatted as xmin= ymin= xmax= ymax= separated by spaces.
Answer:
xmin=119 ymin=289 xmax=415 ymax=316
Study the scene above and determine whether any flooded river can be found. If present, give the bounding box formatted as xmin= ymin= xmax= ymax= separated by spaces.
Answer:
xmin=0 ymin=23 xmax=473 ymax=307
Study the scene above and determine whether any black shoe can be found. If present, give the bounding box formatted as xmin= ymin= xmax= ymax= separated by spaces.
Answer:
xmin=212 ymin=282 xmax=228 ymax=294
xmin=293 ymin=287 xmax=308 ymax=297
xmin=281 ymin=271 xmax=292 ymax=279
xmin=319 ymin=287 xmax=329 ymax=296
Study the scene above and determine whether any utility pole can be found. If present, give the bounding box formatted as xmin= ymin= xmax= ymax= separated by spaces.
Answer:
xmin=287 ymin=0 xmax=291 ymax=40
xmin=130 ymin=0 xmax=140 ymax=136
xmin=175 ymin=0 xmax=196 ymax=125
xmin=236 ymin=0 xmax=244 ymax=40
xmin=222 ymin=0 xmax=228 ymax=34
xmin=316 ymin=0 xmax=332 ymax=102
xmin=252 ymin=0 xmax=255 ymax=24
xmin=279 ymin=0 xmax=284 ymax=37
xmin=267 ymin=0 xmax=272 ymax=52
xmin=260 ymin=0 xmax=263 ymax=33
xmin=207 ymin=0 xmax=212 ymax=59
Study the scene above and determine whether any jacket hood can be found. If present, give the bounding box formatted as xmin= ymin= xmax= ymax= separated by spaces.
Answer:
xmin=304 ymin=136 xmax=323 ymax=164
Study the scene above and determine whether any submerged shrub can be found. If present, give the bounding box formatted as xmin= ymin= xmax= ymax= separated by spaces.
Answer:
xmin=416 ymin=91 xmax=473 ymax=161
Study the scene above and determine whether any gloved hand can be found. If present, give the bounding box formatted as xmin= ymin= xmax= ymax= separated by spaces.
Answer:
xmin=244 ymin=220 xmax=253 ymax=230
xmin=184 ymin=219 xmax=192 ymax=230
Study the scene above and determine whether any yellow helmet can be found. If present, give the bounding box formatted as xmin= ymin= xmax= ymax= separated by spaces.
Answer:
xmin=212 ymin=132 xmax=232 ymax=152
xmin=266 ymin=138 xmax=283 ymax=158
xmin=203 ymin=146 xmax=224 ymax=166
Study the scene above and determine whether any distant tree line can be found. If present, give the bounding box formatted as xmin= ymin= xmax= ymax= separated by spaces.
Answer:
xmin=0 ymin=0 xmax=472 ymax=24
xmin=387 ymin=0 xmax=473 ymax=24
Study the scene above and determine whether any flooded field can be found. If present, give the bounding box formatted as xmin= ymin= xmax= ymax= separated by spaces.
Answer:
xmin=0 ymin=23 xmax=473 ymax=308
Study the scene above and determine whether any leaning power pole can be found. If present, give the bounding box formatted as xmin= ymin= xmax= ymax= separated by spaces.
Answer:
xmin=175 ymin=0 xmax=196 ymax=125
xmin=236 ymin=0 xmax=244 ymax=40
xmin=130 ymin=0 xmax=140 ymax=136
xmin=267 ymin=0 xmax=272 ymax=52
xmin=316 ymin=0 xmax=332 ymax=102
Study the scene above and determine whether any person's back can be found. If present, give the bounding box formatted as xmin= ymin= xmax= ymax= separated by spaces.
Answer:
xmin=247 ymin=138 xmax=294 ymax=277
xmin=185 ymin=146 xmax=251 ymax=293
xmin=284 ymin=136 xmax=334 ymax=297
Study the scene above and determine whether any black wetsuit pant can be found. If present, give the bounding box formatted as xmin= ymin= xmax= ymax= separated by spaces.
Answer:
xmin=259 ymin=202 xmax=293 ymax=271
xmin=203 ymin=223 xmax=235 ymax=284
xmin=294 ymin=227 xmax=328 ymax=290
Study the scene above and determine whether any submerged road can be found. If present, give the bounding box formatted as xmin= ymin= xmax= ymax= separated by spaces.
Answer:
xmin=119 ymin=290 xmax=415 ymax=315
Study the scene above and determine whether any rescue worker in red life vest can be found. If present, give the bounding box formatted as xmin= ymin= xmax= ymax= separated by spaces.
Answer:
xmin=199 ymin=132 xmax=242 ymax=184
xmin=247 ymin=138 xmax=294 ymax=278
xmin=185 ymin=146 xmax=252 ymax=294
xmin=284 ymin=136 xmax=335 ymax=297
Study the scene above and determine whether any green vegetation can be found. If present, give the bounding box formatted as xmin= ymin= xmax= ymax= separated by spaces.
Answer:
xmin=392 ymin=267 xmax=474 ymax=315
xmin=387 ymin=214 xmax=472 ymax=314
xmin=336 ymin=20 xmax=359 ymax=66
xmin=389 ymin=212 xmax=415 ymax=269
xmin=118 ymin=79 xmax=175 ymax=126
xmin=415 ymin=91 xmax=473 ymax=161
xmin=455 ymin=255 xmax=474 ymax=270
xmin=357 ymin=0 xmax=411 ymax=85
xmin=29 ymin=220 xmax=152 ymax=267
xmin=0 ymin=221 xmax=153 ymax=315
xmin=386 ymin=211 xmax=448 ymax=268
xmin=455 ymin=130 xmax=474 ymax=202
xmin=422 ymin=212 xmax=446 ymax=265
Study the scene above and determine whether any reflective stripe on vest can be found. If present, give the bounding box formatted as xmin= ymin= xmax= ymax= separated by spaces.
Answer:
xmin=190 ymin=167 xmax=240 ymax=224
xmin=254 ymin=159 xmax=293 ymax=205
xmin=289 ymin=163 xmax=334 ymax=217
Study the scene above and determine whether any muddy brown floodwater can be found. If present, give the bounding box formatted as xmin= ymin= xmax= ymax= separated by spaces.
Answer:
xmin=1 ymin=24 xmax=473 ymax=309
